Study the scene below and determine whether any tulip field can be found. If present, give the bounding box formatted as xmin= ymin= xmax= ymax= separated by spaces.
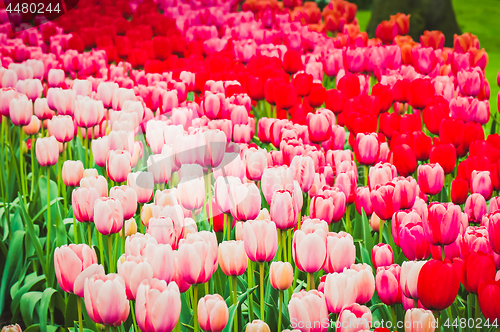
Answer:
xmin=2 ymin=0 xmax=500 ymax=331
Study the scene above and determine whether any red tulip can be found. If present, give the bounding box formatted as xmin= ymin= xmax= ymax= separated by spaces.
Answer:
xmin=451 ymin=178 xmax=469 ymax=205
xmin=417 ymin=259 xmax=460 ymax=311
xmin=460 ymin=251 xmax=496 ymax=294
xmin=429 ymin=143 xmax=457 ymax=174
xmin=408 ymin=78 xmax=435 ymax=110
xmin=478 ymin=279 xmax=500 ymax=322
xmin=391 ymin=144 xmax=417 ymax=177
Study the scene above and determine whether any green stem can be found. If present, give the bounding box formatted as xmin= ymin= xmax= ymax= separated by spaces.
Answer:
xmin=288 ymin=229 xmax=292 ymax=267
xmin=68 ymin=138 xmax=73 ymax=160
xmin=475 ymin=294 xmax=481 ymax=332
xmin=174 ymin=319 xmax=181 ymax=332
xmin=390 ymin=305 xmax=397 ymax=330
xmin=208 ymin=168 xmax=213 ymax=230
xmin=108 ymin=235 xmax=114 ymax=273
xmin=205 ymin=281 xmax=209 ymax=295
xmin=441 ymin=245 xmax=446 ymax=261
xmin=130 ymin=300 xmax=138 ymax=332
xmin=433 ymin=311 xmax=440 ymax=331
xmin=19 ymin=129 xmax=27 ymax=204
xmin=277 ymin=229 xmax=282 ymax=261
xmin=363 ymin=165 xmax=368 ymax=187
xmin=73 ymin=213 xmax=79 ymax=244
xmin=122 ymin=219 xmax=126 ymax=253
xmin=282 ymin=229 xmax=287 ymax=263
xmin=30 ymin=135 xmax=35 ymax=200
xmin=379 ymin=220 xmax=384 ymax=244
xmin=248 ymin=260 xmax=254 ymax=322
xmin=57 ymin=154 xmax=62 ymax=198
xmin=85 ymin=136 xmax=89 ymax=168
xmin=46 ymin=167 xmax=51 ymax=287
xmin=76 ymin=295 xmax=83 ymax=332
xmin=99 ymin=232 xmax=105 ymax=271
xmin=232 ymin=276 xmax=238 ymax=332
xmin=193 ymin=285 xmax=199 ymax=332
xmin=346 ymin=204 xmax=351 ymax=234
xmin=89 ymin=129 xmax=94 ymax=167
xmin=307 ymin=272 xmax=311 ymax=291
xmin=260 ymin=262 xmax=265 ymax=321
xmin=87 ymin=223 xmax=92 ymax=247
xmin=278 ymin=290 xmax=283 ymax=332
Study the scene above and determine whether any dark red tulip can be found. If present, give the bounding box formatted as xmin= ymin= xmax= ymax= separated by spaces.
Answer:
xmin=400 ymin=113 xmax=422 ymax=133
xmin=308 ymin=83 xmax=327 ymax=108
xmin=282 ymin=50 xmax=303 ymax=75
xmin=460 ymin=252 xmax=496 ymax=294
xmin=379 ymin=112 xmax=401 ymax=140
xmin=412 ymin=131 xmax=432 ymax=161
xmin=417 ymin=259 xmax=460 ymax=311
xmin=392 ymin=79 xmax=410 ymax=103
xmin=292 ymin=72 xmax=313 ymax=97
xmin=359 ymin=94 xmax=381 ymax=117
xmin=324 ymin=89 xmax=346 ymax=114
xmin=439 ymin=118 xmax=464 ymax=148
xmin=371 ymin=83 xmax=393 ymax=112
xmin=478 ymin=279 xmax=500 ymax=322
xmin=408 ymin=78 xmax=435 ymax=110
xmin=451 ymin=178 xmax=469 ymax=205
xmin=337 ymin=72 xmax=360 ymax=99
xmin=391 ymin=144 xmax=417 ymax=177
xmin=422 ymin=96 xmax=449 ymax=135
xmin=430 ymin=143 xmax=457 ymax=174
xmin=274 ymin=82 xmax=298 ymax=110
xmin=264 ymin=78 xmax=281 ymax=105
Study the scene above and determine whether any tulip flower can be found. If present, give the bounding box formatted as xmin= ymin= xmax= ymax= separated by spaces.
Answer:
xmin=465 ymin=193 xmax=487 ymax=223
xmin=93 ymin=197 xmax=124 ymax=236
xmin=370 ymin=182 xmax=401 ymax=221
xmin=177 ymin=176 xmax=205 ymax=212
xmin=62 ymin=160 xmax=84 ymax=187
xmin=146 ymin=217 xmax=183 ymax=250
xmin=422 ymin=202 xmax=462 ymax=246
xmin=290 ymin=155 xmax=315 ymax=192
xmin=54 ymin=244 xmax=98 ymax=294
xmin=293 ymin=229 xmax=327 ymax=276
xmin=109 ymin=186 xmax=138 ymax=220
xmin=355 ymin=133 xmax=380 ymax=165
xmin=261 ymin=166 xmax=295 ymax=204
xmin=72 ymin=187 xmax=100 ymax=223
xmin=323 ymin=271 xmax=357 ymax=314
xmin=198 ymin=294 xmax=229 ymax=332
xmin=401 ymin=260 xmax=426 ymax=300
xmin=245 ymin=148 xmax=268 ymax=181
xmin=324 ymin=232 xmax=356 ymax=274
xmin=177 ymin=232 xmax=218 ymax=285
xmin=80 ymin=175 xmax=108 ymax=198
xmin=478 ymin=279 xmax=500 ymax=322
xmin=36 ymin=136 xmax=59 ymax=167
xmin=135 ymin=279 xmax=181 ymax=332
xmin=270 ymin=261 xmax=294 ymax=290
xmin=218 ymin=240 xmax=248 ymax=276
xmin=417 ymin=259 xmax=460 ymax=311
xmin=372 ymin=243 xmax=394 ymax=270
xmin=288 ymin=290 xmax=329 ymax=332
xmin=417 ymin=164 xmax=445 ymax=196
xmin=230 ymin=182 xmax=261 ymax=221
xmin=84 ymin=274 xmax=130 ymax=326
xmin=404 ymin=308 xmax=436 ymax=332
xmin=106 ymin=150 xmax=132 ymax=184
xmin=10 ymin=95 xmax=33 ymax=126
xmin=242 ymin=219 xmax=278 ymax=263
xmin=471 ymin=170 xmax=493 ymax=200
xmin=399 ymin=220 xmax=431 ymax=261
xmin=336 ymin=303 xmax=372 ymax=332
xmin=127 ymin=172 xmax=154 ymax=204
xmin=376 ymin=264 xmax=402 ymax=306
xmin=92 ymin=137 xmax=110 ymax=168
xmin=117 ymin=257 xmax=154 ymax=300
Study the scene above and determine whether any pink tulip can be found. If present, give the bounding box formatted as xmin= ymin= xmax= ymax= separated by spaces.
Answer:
xmin=290 ymin=155 xmax=315 ymax=192
xmin=141 ymin=243 xmax=175 ymax=283
xmin=109 ymin=130 xmax=135 ymax=156
xmin=147 ymin=154 xmax=172 ymax=185
xmin=471 ymin=170 xmax=493 ymax=200
xmin=92 ymin=137 xmax=110 ymax=168
xmin=457 ymin=67 xmax=483 ymax=97
xmin=198 ymin=294 xmax=229 ymax=332
xmin=10 ymin=95 xmax=33 ymax=126
xmin=106 ymin=150 xmax=132 ymax=184
xmin=349 ymin=263 xmax=376 ymax=304
xmin=393 ymin=176 xmax=418 ymax=209
xmin=54 ymin=244 xmax=97 ymax=294
xmin=203 ymin=129 xmax=227 ymax=168
xmin=127 ymin=172 xmax=154 ymax=204
xmin=334 ymin=170 xmax=357 ymax=204
xmin=244 ymin=147 xmax=268 ymax=181
xmin=376 ymin=264 xmax=402 ymax=306
xmin=93 ymin=197 xmax=124 ymax=235
xmin=355 ymin=133 xmax=379 ymax=165
xmin=22 ymin=115 xmax=41 ymax=135
xmin=110 ymin=186 xmax=138 ymax=220
xmin=288 ymin=290 xmax=329 ymax=332
xmin=417 ymin=163 xmax=445 ymax=196
xmin=370 ymin=182 xmax=401 ymax=221
xmin=62 ymin=160 xmax=84 ymax=187
xmin=261 ymin=166 xmax=295 ymax=204
xmin=80 ymin=175 xmax=108 ymax=197
xmin=321 ymin=187 xmax=347 ymax=222
xmin=230 ymin=182 xmax=261 ymax=221
xmin=125 ymin=233 xmax=158 ymax=257
xmin=324 ymin=232 xmax=356 ymax=273
xmin=75 ymin=97 xmax=105 ymax=128
xmin=84 ymin=274 xmax=130 ymax=326
xmin=177 ymin=231 xmax=218 ymax=284
xmin=465 ymin=193 xmax=487 ymax=223
xmin=242 ymin=219 xmax=278 ymax=262
xmin=270 ymin=261 xmax=294 ymax=290
xmin=404 ymin=308 xmax=436 ymax=332
xmin=117 ymin=257 xmax=153 ymax=300
xmin=372 ymin=243 xmax=394 ymax=270
xmin=73 ymin=264 xmax=106 ymax=298
xmin=48 ymin=69 xmax=65 ymax=87
xmin=369 ymin=162 xmax=397 ymax=190
xmin=423 ymin=202 xmax=462 ymax=246
xmin=355 ymin=186 xmax=373 ymax=216
xmin=233 ymin=123 xmax=252 ymax=143
xmin=400 ymin=260 xmax=426 ymax=300
xmin=399 ymin=217 xmax=431 ymax=261
xmin=293 ymin=229 xmax=327 ymax=273
xmin=135 ymin=279 xmax=181 ymax=332
xmin=307 ymin=111 xmax=332 ymax=143
xmin=36 ymin=136 xmax=59 ymax=167
xmin=49 ymin=115 xmax=75 ymax=143
xmin=72 ymin=187 xmax=100 ymax=223
xmin=270 ymin=189 xmax=298 ymax=230
xmin=336 ymin=303 xmax=372 ymax=332
xmin=97 ymin=82 xmax=119 ymax=108
xmin=323 ymin=271 xmax=358 ymax=314
xmin=214 ymin=176 xmax=242 ymax=213
xmin=218 ymin=240 xmax=248 ymax=276
xmin=177 ymin=176 xmax=205 ymax=211
xmin=460 ymin=226 xmax=491 ymax=259
xmin=2 ymin=69 xmax=18 ymax=88
xmin=146 ymin=217 xmax=183 ymax=250
xmin=246 ymin=320 xmax=271 ymax=332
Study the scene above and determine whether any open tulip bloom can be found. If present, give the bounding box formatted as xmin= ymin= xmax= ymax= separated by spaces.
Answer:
xmin=3 ymin=2 xmax=500 ymax=332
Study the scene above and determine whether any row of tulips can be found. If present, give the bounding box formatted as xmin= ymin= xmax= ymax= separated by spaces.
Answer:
xmin=2 ymin=0 xmax=500 ymax=332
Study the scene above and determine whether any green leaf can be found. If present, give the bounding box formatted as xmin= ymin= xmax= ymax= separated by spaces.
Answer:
xmin=222 ymin=285 xmax=258 ymax=332
xmin=38 ymin=288 xmax=65 ymax=332
xmin=0 ymin=230 xmax=25 ymax=315
xmin=10 ymin=275 xmax=46 ymax=322
xmin=20 ymin=291 xmax=43 ymax=326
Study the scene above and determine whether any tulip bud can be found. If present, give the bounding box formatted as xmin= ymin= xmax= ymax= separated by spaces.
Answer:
xmin=269 ymin=261 xmax=294 ymax=290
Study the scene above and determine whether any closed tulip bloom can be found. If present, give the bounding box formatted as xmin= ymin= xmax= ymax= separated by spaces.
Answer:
xmin=94 ymin=197 xmax=124 ymax=235
xmin=349 ymin=263 xmax=376 ymax=304
xmin=135 ymin=279 xmax=181 ymax=332
xmin=110 ymin=186 xmax=138 ymax=220
xmin=371 ymin=182 xmax=401 ymax=221
xmin=97 ymin=82 xmax=118 ymax=108
xmin=117 ymin=257 xmax=154 ymax=300
xmin=48 ymin=69 xmax=65 ymax=87
xmin=290 ymin=155 xmax=315 ymax=192
xmin=369 ymin=162 xmax=397 ymax=190
xmin=288 ymin=290 xmax=329 ymax=332
xmin=244 ymin=148 xmax=268 ymax=181
xmin=140 ymin=243 xmax=175 ymax=283
xmin=230 ymin=183 xmax=261 ymax=221
xmin=356 ymin=133 xmax=380 ymax=165
xmin=72 ymin=187 xmax=100 ymax=223
xmin=478 ymin=279 xmax=500 ymax=322
xmin=198 ymin=294 xmax=229 ymax=332
xmin=10 ymin=95 xmax=33 ymax=126
xmin=218 ymin=240 xmax=248 ymax=276
xmin=242 ymin=219 xmax=278 ymax=262
xmin=310 ymin=195 xmax=335 ymax=225
xmin=488 ymin=211 xmax=500 ymax=255
xmin=23 ymin=115 xmax=41 ymax=135
xmin=62 ymin=160 xmax=84 ymax=187
xmin=417 ymin=164 xmax=445 ymax=196
xmin=120 ymin=219 xmax=137 ymax=238
xmin=399 ymin=220 xmax=431 ymax=261
xmin=423 ymin=202 xmax=461 ymax=246
xmin=460 ymin=251 xmax=496 ymax=294
xmin=214 ymin=176 xmax=242 ymax=213
xmin=54 ymin=244 xmax=97 ymax=294
xmin=401 ymin=260 xmax=426 ymax=300
xmin=246 ymin=320 xmax=271 ymax=332
xmin=261 ymin=166 xmax=295 ymax=204
xmin=177 ymin=176 xmax=205 ymax=211
xmin=417 ymin=259 xmax=460 ymax=311
xmin=107 ymin=150 xmax=132 ymax=184
xmin=92 ymin=137 xmax=110 ymax=168
xmin=376 ymin=264 xmax=402 ymax=306
xmin=394 ymin=176 xmax=418 ymax=209
xmin=355 ymin=186 xmax=373 ymax=216
xmin=49 ymin=115 xmax=75 ymax=143
xmin=471 ymin=170 xmax=493 ymax=200
xmin=270 ymin=189 xmax=298 ymax=230
xmin=404 ymin=308 xmax=436 ymax=332
xmin=80 ymin=175 xmax=108 ymax=198
xmin=203 ymin=129 xmax=227 ymax=168
xmin=127 ymin=172 xmax=154 ymax=204
xmin=84 ymin=274 xmax=130 ymax=326
xmin=146 ymin=217 xmax=183 ymax=249
xmin=34 ymin=97 xmax=54 ymax=120
xmin=293 ymin=229 xmax=327 ymax=273
xmin=324 ymin=271 xmax=358 ymax=314
xmin=75 ymin=97 xmax=105 ymax=128
xmin=270 ymin=261 xmax=294 ymax=290
xmin=36 ymin=136 xmax=59 ymax=167
xmin=307 ymin=111 xmax=332 ymax=143
xmin=465 ymin=193 xmax=487 ymax=223
xmin=324 ymin=232 xmax=356 ymax=273
xmin=177 ymin=232 xmax=218 ymax=284
xmin=1 ymin=325 xmax=22 ymax=332
xmin=372 ymin=243 xmax=394 ymax=270
xmin=336 ymin=303 xmax=372 ymax=332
